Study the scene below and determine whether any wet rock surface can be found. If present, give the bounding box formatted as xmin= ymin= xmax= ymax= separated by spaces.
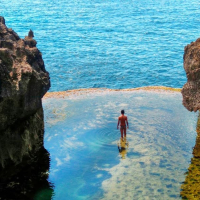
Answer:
xmin=182 ymin=38 xmax=200 ymax=112
xmin=0 ymin=146 xmax=53 ymax=200
xmin=0 ymin=16 xmax=52 ymax=199
xmin=180 ymin=115 xmax=200 ymax=199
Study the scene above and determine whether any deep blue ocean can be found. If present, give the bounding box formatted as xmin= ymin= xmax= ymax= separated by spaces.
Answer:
xmin=1 ymin=0 xmax=200 ymax=91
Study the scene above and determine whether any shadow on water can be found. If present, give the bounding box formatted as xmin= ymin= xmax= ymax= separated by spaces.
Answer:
xmin=118 ymin=137 xmax=129 ymax=159
xmin=0 ymin=146 xmax=54 ymax=200
xmin=181 ymin=112 xmax=200 ymax=199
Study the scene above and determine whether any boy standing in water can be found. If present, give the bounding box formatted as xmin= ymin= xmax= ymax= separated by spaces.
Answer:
xmin=117 ymin=110 xmax=129 ymax=139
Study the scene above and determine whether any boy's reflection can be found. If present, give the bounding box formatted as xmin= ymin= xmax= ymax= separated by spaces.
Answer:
xmin=118 ymin=137 xmax=129 ymax=159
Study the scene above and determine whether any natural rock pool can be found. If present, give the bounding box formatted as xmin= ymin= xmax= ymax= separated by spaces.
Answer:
xmin=43 ymin=88 xmax=198 ymax=200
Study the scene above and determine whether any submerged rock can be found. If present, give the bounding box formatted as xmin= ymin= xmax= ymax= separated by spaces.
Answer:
xmin=181 ymin=114 xmax=200 ymax=199
xmin=0 ymin=16 xmax=51 ymax=198
xmin=182 ymin=38 xmax=200 ymax=111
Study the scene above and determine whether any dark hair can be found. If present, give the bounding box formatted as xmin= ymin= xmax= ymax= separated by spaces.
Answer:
xmin=121 ymin=110 xmax=125 ymax=114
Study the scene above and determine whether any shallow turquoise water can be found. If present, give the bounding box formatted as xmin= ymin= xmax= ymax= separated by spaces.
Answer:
xmin=43 ymin=90 xmax=197 ymax=199
xmin=1 ymin=0 xmax=200 ymax=91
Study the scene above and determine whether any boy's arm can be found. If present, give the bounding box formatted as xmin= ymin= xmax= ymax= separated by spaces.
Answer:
xmin=126 ymin=117 xmax=129 ymax=128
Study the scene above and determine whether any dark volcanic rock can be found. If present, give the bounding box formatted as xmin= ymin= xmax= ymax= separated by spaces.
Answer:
xmin=28 ymin=29 xmax=34 ymax=38
xmin=0 ymin=17 xmax=5 ymax=25
xmin=0 ymin=16 xmax=52 ymax=198
xmin=182 ymin=38 xmax=200 ymax=112
xmin=0 ymin=17 xmax=50 ymax=132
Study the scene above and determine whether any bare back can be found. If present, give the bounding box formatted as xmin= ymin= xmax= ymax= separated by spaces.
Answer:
xmin=118 ymin=115 xmax=127 ymax=126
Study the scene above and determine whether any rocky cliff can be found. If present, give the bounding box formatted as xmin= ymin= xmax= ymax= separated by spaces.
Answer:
xmin=182 ymin=38 xmax=200 ymax=112
xmin=181 ymin=38 xmax=200 ymax=198
xmin=0 ymin=16 xmax=52 ymax=199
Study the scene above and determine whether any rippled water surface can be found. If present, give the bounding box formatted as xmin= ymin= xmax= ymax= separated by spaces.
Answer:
xmin=43 ymin=90 xmax=197 ymax=199
xmin=1 ymin=0 xmax=200 ymax=91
